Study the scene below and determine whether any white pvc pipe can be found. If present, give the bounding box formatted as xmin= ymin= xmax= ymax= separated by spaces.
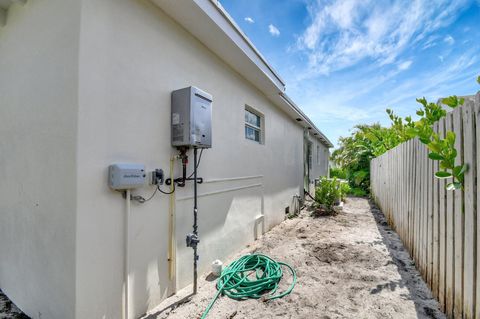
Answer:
xmin=124 ymin=189 xmax=131 ymax=319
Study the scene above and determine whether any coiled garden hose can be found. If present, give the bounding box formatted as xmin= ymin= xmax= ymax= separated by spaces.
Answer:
xmin=201 ymin=254 xmax=297 ymax=319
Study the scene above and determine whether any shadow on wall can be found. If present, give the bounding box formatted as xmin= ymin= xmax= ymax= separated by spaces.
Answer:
xmin=174 ymin=181 xmax=263 ymax=290
xmin=368 ymin=200 xmax=445 ymax=319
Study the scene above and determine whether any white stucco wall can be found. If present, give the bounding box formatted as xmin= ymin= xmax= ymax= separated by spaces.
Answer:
xmin=75 ymin=0 xmax=304 ymax=318
xmin=0 ymin=1 xmax=329 ymax=318
xmin=304 ymin=133 xmax=329 ymax=194
xmin=311 ymin=137 xmax=330 ymax=181
xmin=0 ymin=1 xmax=80 ymax=318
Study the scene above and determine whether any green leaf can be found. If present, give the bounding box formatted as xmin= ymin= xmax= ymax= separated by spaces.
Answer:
xmin=416 ymin=97 xmax=427 ymax=107
xmin=439 ymin=161 xmax=449 ymax=170
xmin=446 ymin=131 xmax=456 ymax=145
xmin=451 ymin=148 xmax=458 ymax=158
xmin=477 ymin=75 xmax=480 ymax=85
xmin=416 ymin=110 xmax=425 ymax=116
xmin=446 ymin=182 xmax=462 ymax=191
xmin=419 ymin=137 xmax=430 ymax=144
xmin=435 ymin=171 xmax=452 ymax=178
xmin=427 ymin=141 xmax=441 ymax=153
xmin=459 ymin=98 xmax=465 ymax=105
xmin=405 ymin=127 xmax=418 ymax=138
xmin=442 ymin=96 xmax=460 ymax=108
xmin=428 ymin=152 xmax=444 ymax=160
xmin=453 ymin=164 xmax=467 ymax=176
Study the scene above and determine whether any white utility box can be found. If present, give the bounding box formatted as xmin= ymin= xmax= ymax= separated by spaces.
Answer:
xmin=108 ymin=163 xmax=146 ymax=190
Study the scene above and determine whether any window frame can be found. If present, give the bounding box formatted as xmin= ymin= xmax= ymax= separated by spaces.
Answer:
xmin=244 ymin=106 xmax=264 ymax=144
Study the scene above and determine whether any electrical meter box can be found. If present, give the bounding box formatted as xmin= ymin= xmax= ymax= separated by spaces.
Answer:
xmin=171 ymin=86 xmax=212 ymax=148
xmin=108 ymin=163 xmax=146 ymax=190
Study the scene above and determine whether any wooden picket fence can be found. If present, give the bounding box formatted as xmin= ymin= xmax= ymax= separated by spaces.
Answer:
xmin=371 ymin=93 xmax=480 ymax=318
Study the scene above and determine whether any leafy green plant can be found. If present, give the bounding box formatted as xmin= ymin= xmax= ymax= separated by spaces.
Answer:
xmin=331 ymin=123 xmax=395 ymax=194
xmin=339 ymin=182 xmax=351 ymax=201
xmin=350 ymin=187 xmax=367 ymax=197
xmin=315 ymin=177 xmax=343 ymax=212
xmin=333 ymin=75 xmax=478 ymax=193
xmin=329 ymin=167 xmax=347 ymax=179
xmin=386 ymin=95 xmax=466 ymax=190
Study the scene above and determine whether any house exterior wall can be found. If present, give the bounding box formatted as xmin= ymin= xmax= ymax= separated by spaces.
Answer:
xmin=311 ymin=138 xmax=330 ymax=180
xmin=0 ymin=1 xmax=80 ymax=318
xmin=305 ymin=133 xmax=329 ymax=194
xmin=0 ymin=1 xmax=330 ymax=318
xmin=75 ymin=0 xmax=308 ymax=318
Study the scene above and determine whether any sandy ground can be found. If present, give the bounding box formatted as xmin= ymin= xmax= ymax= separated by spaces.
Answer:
xmin=143 ymin=197 xmax=445 ymax=319
xmin=0 ymin=290 xmax=28 ymax=319
xmin=0 ymin=197 xmax=445 ymax=319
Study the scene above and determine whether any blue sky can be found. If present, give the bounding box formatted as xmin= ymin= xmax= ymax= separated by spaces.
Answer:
xmin=219 ymin=0 xmax=480 ymax=147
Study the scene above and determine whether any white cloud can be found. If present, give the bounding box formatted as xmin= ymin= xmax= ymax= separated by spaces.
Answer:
xmin=286 ymin=47 xmax=480 ymax=146
xmin=268 ymin=24 xmax=280 ymax=37
xmin=398 ymin=60 xmax=413 ymax=71
xmin=244 ymin=17 xmax=254 ymax=24
xmin=421 ymin=35 xmax=439 ymax=50
xmin=444 ymin=35 xmax=455 ymax=45
xmin=438 ymin=55 xmax=444 ymax=62
xmin=297 ymin=0 xmax=469 ymax=75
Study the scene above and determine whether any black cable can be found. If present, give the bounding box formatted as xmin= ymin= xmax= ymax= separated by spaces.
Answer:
xmin=187 ymin=148 xmax=204 ymax=179
xmin=158 ymin=182 xmax=175 ymax=195
xmin=131 ymin=186 xmax=158 ymax=203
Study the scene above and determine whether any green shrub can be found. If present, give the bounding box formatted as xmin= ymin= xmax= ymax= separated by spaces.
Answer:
xmin=315 ymin=177 xmax=346 ymax=211
xmin=329 ymin=167 xmax=347 ymax=179
xmin=349 ymin=187 xmax=367 ymax=197
xmin=339 ymin=182 xmax=351 ymax=201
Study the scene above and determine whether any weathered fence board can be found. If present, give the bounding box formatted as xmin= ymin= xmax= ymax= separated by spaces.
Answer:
xmin=432 ymin=122 xmax=440 ymax=299
xmin=462 ymin=101 xmax=475 ymax=318
xmin=439 ymin=117 xmax=447 ymax=312
xmin=370 ymin=92 xmax=480 ymax=318
xmin=445 ymin=112 xmax=455 ymax=318
xmin=453 ymin=107 xmax=464 ymax=318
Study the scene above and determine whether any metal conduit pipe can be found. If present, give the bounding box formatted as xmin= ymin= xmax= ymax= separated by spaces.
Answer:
xmin=193 ymin=147 xmax=199 ymax=294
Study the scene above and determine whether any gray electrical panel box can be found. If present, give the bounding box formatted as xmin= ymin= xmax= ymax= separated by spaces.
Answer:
xmin=108 ymin=163 xmax=146 ymax=190
xmin=171 ymin=86 xmax=212 ymax=148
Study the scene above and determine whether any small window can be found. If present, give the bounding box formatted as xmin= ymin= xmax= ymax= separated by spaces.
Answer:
xmin=245 ymin=107 xmax=263 ymax=143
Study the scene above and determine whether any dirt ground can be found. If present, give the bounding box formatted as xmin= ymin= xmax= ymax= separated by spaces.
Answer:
xmin=143 ymin=197 xmax=445 ymax=319
xmin=0 ymin=197 xmax=445 ymax=319
xmin=0 ymin=290 xmax=28 ymax=319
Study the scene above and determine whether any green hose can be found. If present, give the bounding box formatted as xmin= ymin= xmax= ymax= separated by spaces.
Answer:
xmin=200 ymin=254 xmax=297 ymax=319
